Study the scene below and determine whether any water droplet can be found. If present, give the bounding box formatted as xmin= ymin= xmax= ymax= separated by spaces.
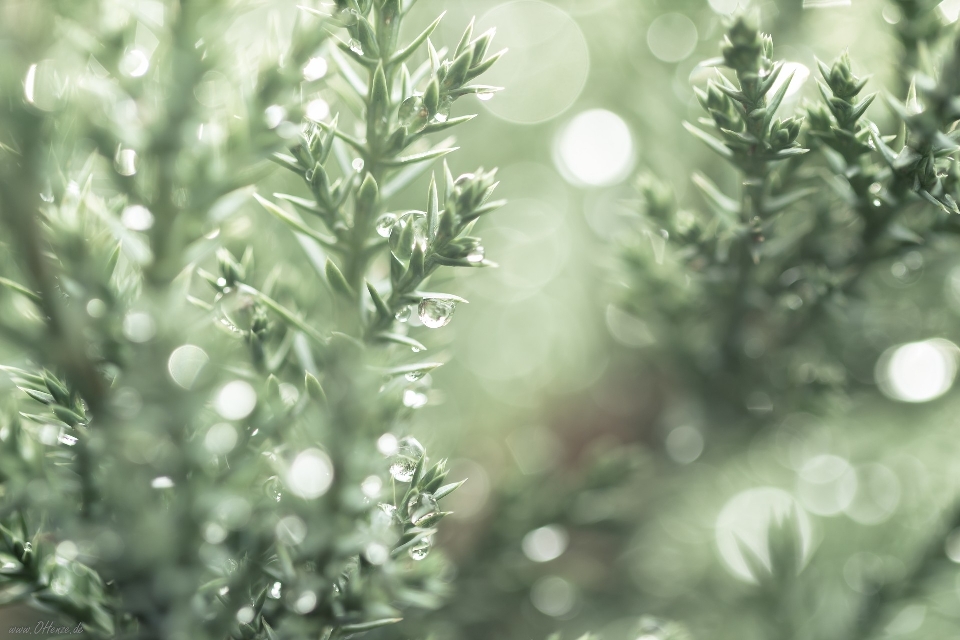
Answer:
xmin=376 ymin=213 xmax=398 ymax=237
xmin=348 ymin=39 xmax=363 ymax=55
xmin=352 ymin=157 xmax=365 ymax=172
xmin=399 ymin=96 xmax=428 ymax=130
xmin=467 ymin=246 xmax=485 ymax=263
xmin=418 ymin=298 xmax=457 ymax=329
xmin=121 ymin=204 xmax=154 ymax=231
xmin=114 ymin=148 xmax=138 ymax=176
xmin=409 ymin=535 xmax=433 ymax=560
xmin=151 ymin=476 xmax=174 ymax=489
xmin=389 ymin=211 xmax=428 ymax=259
xmin=264 ymin=105 xmax=286 ymax=129
xmin=395 ymin=305 xmax=412 ymax=322
xmin=389 ymin=436 xmax=425 ymax=482
xmin=405 ymin=370 xmax=426 ymax=382
xmin=264 ymin=476 xmax=283 ymax=502
xmin=287 ymin=449 xmax=334 ymax=499
xmin=407 ymin=492 xmax=439 ymax=525
xmin=403 ymin=389 xmax=428 ymax=408
xmin=378 ymin=502 xmax=398 ymax=521
xmin=869 ymin=182 xmax=883 ymax=195
xmin=477 ymin=91 xmax=495 ymax=102
xmin=268 ymin=582 xmax=282 ymax=599
xmin=872 ymin=199 xmax=882 ymax=207
xmin=432 ymin=100 xmax=451 ymax=124
xmin=303 ymin=57 xmax=328 ymax=81
xmin=216 ymin=289 xmax=260 ymax=335
xmin=58 ymin=432 xmax=77 ymax=446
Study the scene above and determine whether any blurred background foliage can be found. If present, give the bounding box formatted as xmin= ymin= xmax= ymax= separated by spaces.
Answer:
xmin=381 ymin=1 xmax=960 ymax=640
xmin=5 ymin=0 xmax=960 ymax=639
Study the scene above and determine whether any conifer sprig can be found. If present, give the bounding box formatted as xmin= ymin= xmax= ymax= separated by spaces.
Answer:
xmin=0 ymin=1 xmax=502 ymax=638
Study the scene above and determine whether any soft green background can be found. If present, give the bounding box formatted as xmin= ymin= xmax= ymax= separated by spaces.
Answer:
xmin=351 ymin=1 xmax=960 ymax=640
xmin=5 ymin=1 xmax=960 ymax=639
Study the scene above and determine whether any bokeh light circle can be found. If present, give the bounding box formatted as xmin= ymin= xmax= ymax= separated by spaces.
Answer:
xmin=522 ymin=525 xmax=569 ymax=562
xmin=477 ymin=1 xmax=589 ymax=125
xmin=709 ymin=0 xmax=743 ymax=13
xmin=875 ymin=339 xmax=959 ymax=403
xmin=796 ymin=454 xmax=857 ymax=516
xmin=554 ymin=109 xmax=635 ymax=187
xmin=715 ymin=487 xmax=813 ymax=583
xmin=647 ymin=13 xmax=699 ymax=63
xmin=770 ymin=62 xmax=811 ymax=99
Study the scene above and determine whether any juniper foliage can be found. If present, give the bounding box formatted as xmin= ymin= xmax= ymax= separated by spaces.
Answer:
xmin=619 ymin=11 xmax=960 ymax=421
xmin=609 ymin=7 xmax=960 ymax=640
xmin=0 ymin=1 xmax=502 ymax=638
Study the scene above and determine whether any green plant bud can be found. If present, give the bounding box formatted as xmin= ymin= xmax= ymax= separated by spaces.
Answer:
xmin=305 ymin=372 xmax=327 ymax=406
xmin=377 ymin=0 xmax=401 ymax=54
xmin=398 ymin=96 xmax=429 ymax=132
xmin=291 ymin=141 xmax=312 ymax=168
xmin=42 ymin=370 xmax=71 ymax=406
xmin=308 ymin=163 xmax=329 ymax=198
xmin=251 ymin=306 xmax=269 ymax=338
xmin=385 ymin=127 xmax=407 ymax=155
xmin=455 ymin=18 xmax=475 ymax=59
xmin=761 ymin=34 xmax=774 ymax=62
xmin=217 ymin=248 xmax=245 ymax=286
xmin=443 ymin=49 xmax=473 ymax=90
xmin=722 ymin=17 xmax=764 ymax=73
xmin=355 ymin=173 xmax=380 ymax=226
xmin=637 ymin=175 xmax=675 ymax=220
xmin=369 ymin=64 xmax=390 ymax=128
xmin=806 ymin=102 xmax=833 ymax=132
xmin=424 ymin=77 xmax=440 ymax=115
xmin=471 ymin=29 xmax=495 ymax=66
xmin=706 ymin=83 xmax=729 ymax=112
xmin=357 ymin=17 xmax=380 ymax=58
xmin=437 ymin=208 xmax=456 ymax=242
xmin=409 ymin=241 xmax=426 ymax=279
xmin=325 ymin=259 xmax=354 ymax=298
xmin=320 ymin=115 xmax=339 ymax=162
